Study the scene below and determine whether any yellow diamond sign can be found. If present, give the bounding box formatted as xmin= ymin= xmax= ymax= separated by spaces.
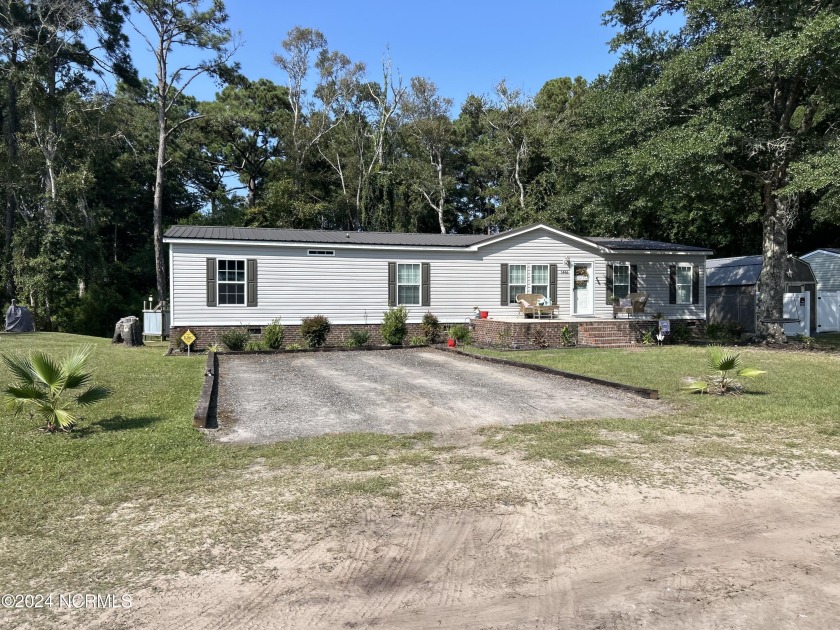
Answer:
xmin=181 ymin=330 xmax=196 ymax=346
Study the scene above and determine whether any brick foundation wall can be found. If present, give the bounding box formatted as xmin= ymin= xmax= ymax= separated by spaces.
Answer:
xmin=471 ymin=318 xmax=705 ymax=349
xmin=169 ymin=322 xmax=434 ymax=350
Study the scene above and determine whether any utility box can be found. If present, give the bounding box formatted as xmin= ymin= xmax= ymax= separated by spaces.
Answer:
xmin=142 ymin=300 xmax=170 ymax=340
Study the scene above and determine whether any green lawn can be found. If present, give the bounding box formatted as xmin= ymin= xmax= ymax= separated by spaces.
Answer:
xmin=2 ymin=333 xmax=840 ymax=597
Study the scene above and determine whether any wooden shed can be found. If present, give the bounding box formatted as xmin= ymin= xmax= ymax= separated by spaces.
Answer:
xmin=706 ymin=255 xmax=817 ymax=334
xmin=800 ymin=249 xmax=840 ymax=332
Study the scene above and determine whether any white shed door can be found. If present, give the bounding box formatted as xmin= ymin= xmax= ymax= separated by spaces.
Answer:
xmin=817 ymin=292 xmax=840 ymax=332
xmin=783 ymin=292 xmax=810 ymax=337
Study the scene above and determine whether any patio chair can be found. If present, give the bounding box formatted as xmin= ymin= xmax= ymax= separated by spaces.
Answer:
xmin=613 ymin=292 xmax=648 ymax=318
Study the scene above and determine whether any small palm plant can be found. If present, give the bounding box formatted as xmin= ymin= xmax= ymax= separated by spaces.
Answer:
xmin=682 ymin=346 xmax=766 ymax=395
xmin=2 ymin=345 xmax=113 ymax=432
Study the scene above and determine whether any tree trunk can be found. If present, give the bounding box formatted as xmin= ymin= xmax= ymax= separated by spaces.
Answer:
xmin=4 ymin=43 xmax=19 ymax=300
xmin=754 ymin=184 xmax=788 ymax=343
xmin=154 ymin=53 xmax=168 ymax=301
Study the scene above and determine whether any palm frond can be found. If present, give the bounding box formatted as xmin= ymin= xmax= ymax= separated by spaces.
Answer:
xmin=708 ymin=347 xmax=740 ymax=373
xmin=3 ymin=384 xmax=48 ymax=406
xmin=75 ymin=385 xmax=113 ymax=407
xmin=681 ymin=380 xmax=709 ymax=394
xmin=29 ymin=351 xmax=64 ymax=393
xmin=737 ymin=368 xmax=767 ymax=378
xmin=61 ymin=346 xmax=94 ymax=390
xmin=1 ymin=353 xmax=35 ymax=386
xmin=52 ymin=407 xmax=78 ymax=430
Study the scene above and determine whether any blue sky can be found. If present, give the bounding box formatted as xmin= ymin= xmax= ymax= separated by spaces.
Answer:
xmin=127 ymin=0 xmax=636 ymax=111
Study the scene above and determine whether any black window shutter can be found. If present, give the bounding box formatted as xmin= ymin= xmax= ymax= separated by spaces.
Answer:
xmin=630 ymin=264 xmax=638 ymax=294
xmin=388 ymin=262 xmax=396 ymax=306
xmin=421 ymin=263 xmax=430 ymax=307
xmin=549 ymin=264 xmax=557 ymax=303
xmin=669 ymin=265 xmax=677 ymax=304
xmin=692 ymin=265 xmax=700 ymax=304
xmin=500 ymin=263 xmax=508 ymax=306
xmin=605 ymin=264 xmax=614 ymax=303
xmin=247 ymin=259 xmax=258 ymax=307
xmin=206 ymin=258 xmax=217 ymax=307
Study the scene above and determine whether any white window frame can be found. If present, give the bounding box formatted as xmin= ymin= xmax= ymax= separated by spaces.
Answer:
xmin=217 ymin=258 xmax=246 ymax=306
xmin=509 ymin=264 xmax=527 ymax=303
xmin=531 ymin=264 xmax=550 ymax=298
xmin=396 ymin=263 xmax=422 ymax=306
xmin=676 ymin=263 xmax=693 ymax=305
xmin=612 ymin=263 xmax=631 ymax=300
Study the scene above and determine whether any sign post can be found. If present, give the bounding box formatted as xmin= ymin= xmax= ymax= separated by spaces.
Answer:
xmin=181 ymin=329 xmax=196 ymax=356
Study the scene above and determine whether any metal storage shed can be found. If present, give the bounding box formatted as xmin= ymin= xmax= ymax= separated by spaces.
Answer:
xmin=706 ymin=255 xmax=817 ymax=334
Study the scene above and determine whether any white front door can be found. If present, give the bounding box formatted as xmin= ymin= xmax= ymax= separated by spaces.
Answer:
xmin=572 ymin=262 xmax=594 ymax=315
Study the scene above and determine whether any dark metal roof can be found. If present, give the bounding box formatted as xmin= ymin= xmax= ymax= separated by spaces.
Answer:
xmin=163 ymin=225 xmax=489 ymax=247
xmin=707 ymin=255 xmax=816 ymax=287
xmin=588 ymin=237 xmax=713 ymax=253
xmin=163 ymin=224 xmax=712 ymax=253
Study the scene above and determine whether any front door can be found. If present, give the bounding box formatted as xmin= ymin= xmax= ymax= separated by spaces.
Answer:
xmin=572 ymin=262 xmax=593 ymax=315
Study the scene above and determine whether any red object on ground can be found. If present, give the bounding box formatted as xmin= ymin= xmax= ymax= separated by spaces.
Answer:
xmin=480 ymin=311 xmax=489 ymax=319
xmin=447 ymin=338 xmax=456 ymax=347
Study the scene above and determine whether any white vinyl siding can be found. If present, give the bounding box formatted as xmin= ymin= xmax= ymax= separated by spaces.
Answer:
xmin=168 ymin=227 xmax=708 ymax=325
xmin=509 ymin=265 xmax=526 ymax=303
xmin=217 ymin=259 xmax=245 ymax=305
xmin=612 ymin=264 xmax=630 ymax=299
xmin=397 ymin=263 xmax=421 ymax=306
xmin=676 ymin=264 xmax=692 ymax=304
xmin=802 ymin=251 xmax=840 ymax=292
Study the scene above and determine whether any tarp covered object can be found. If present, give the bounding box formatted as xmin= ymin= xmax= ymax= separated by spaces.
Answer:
xmin=5 ymin=300 xmax=35 ymax=332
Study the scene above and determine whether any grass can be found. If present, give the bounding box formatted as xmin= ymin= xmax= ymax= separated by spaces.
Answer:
xmin=467 ymin=343 xmax=840 ymax=474
xmin=813 ymin=332 xmax=840 ymax=349
xmin=3 ymin=332 xmax=840 ymax=600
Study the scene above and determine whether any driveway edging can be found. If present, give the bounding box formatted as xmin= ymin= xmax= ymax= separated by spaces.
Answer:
xmin=194 ymin=350 xmax=217 ymax=428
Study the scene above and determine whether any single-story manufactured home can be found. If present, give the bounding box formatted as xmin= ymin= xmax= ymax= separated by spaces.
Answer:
xmin=706 ymin=255 xmax=817 ymax=335
xmin=800 ymin=249 xmax=840 ymax=333
xmin=163 ymin=223 xmax=712 ymax=348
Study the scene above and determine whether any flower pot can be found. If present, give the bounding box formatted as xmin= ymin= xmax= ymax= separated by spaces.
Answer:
xmin=447 ymin=338 xmax=456 ymax=347
xmin=480 ymin=311 xmax=489 ymax=319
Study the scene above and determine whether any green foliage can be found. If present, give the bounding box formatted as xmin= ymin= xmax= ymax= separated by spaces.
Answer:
xmin=421 ymin=311 xmax=442 ymax=344
xmin=285 ymin=343 xmax=302 ymax=350
xmin=448 ymin=324 xmax=471 ymax=344
xmin=380 ymin=306 xmax=409 ymax=346
xmin=220 ymin=328 xmax=250 ymax=351
xmin=245 ymin=340 xmax=265 ymax=351
xmin=669 ymin=323 xmax=693 ymax=345
xmin=345 ymin=329 xmax=372 ymax=348
xmin=641 ymin=330 xmax=655 ymax=346
xmin=262 ymin=318 xmax=285 ymax=350
xmin=682 ymin=346 xmax=767 ymax=395
xmin=1 ymin=345 xmax=112 ymax=432
xmin=560 ymin=325 xmax=576 ymax=348
xmin=531 ymin=327 xmax=549 ymax=349
xmin=206 ymin=344 xmax=221 ymax=353
xmin=409 ymin=336 xmax=427 ymax=346
xmin=300 ymin=315 xmax=332 ymax=348
xmin=706 ymin=322 xmax=744 ymax=344
xmin=495 ymin=325 xmax=513 ymax=349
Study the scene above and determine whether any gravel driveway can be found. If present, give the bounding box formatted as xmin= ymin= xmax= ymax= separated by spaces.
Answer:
xmin=214 ymin=348 xmax=665 ymax=443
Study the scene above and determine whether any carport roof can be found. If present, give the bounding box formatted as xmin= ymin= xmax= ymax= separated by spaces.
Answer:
xmin=163 ymin=224 xmax=713 ymax=253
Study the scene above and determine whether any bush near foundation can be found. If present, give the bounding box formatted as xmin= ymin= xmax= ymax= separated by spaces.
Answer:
xmin=300 ymin=315 xmax=331 ymax=348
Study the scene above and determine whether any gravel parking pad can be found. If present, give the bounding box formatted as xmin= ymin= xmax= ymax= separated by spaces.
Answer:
xmin=215 ymin=348 xmax=667 ymax=443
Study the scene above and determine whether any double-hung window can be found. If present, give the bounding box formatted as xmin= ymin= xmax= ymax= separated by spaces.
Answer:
xmin=531 ymin=265 xmax=549 ymax=298
xmin=676 ymin=264 xmax=693 ymax=304
xmin=397 ymin=263 xmax=421 ymax=306
xmin=509 ymin=265 xmax=527 ymax=303
xmin=612 ymin=264 xmax=630 ymax=299
xmin=218 ymin=259 xmax=246 ymax=305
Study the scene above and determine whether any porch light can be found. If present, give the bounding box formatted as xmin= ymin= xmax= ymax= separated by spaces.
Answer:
xmin=564 ymin=256 xmax=571 ymax=267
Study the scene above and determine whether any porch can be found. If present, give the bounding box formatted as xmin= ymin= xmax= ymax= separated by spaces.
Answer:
xmin=470 ymin=316 xmax=659 ymax=349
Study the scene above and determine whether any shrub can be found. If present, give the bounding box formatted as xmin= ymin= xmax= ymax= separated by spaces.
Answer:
xmin=285 ymin=343 xmax=302 ymax=350
xmin=409 ymin=335 xmax=427 ymax=346
xmin=641 ymin=329 xmax=655 ymax=346
xmin=381 ymin=306 xmax=409 ymax=345
xmin=669 ymin=322 xmax=693 ymax=344
xmin=532 ymin=327 xmax=549 ymax=348
xmin=245 ymin=340 xmax=265 ymax=351
xmin=706 ymin=321 xmax=744 ymax=344
xmin=495 ymin=325 xmax=513 ymax=349
xmin=345 ymin=328 xmax=372 ymax=348
xmin=262 ymin=318 xmax=285 ymax=350
xmin=560 ymin=325 xmax=576 ymax=347
xmin=1 ymin=345 xmax=112 ymax=432
xmin=206 ymin=343 xmax=221 ymax=353
xmin=449 ymin=324 xmax=471 ymax=344
xmin=220 ymin=328 xmax=250 ymax=351
xmin=300 ymin=315 xmax=331 ymax=348
xmin=421 ymin=311 xmax=442 ymax=344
